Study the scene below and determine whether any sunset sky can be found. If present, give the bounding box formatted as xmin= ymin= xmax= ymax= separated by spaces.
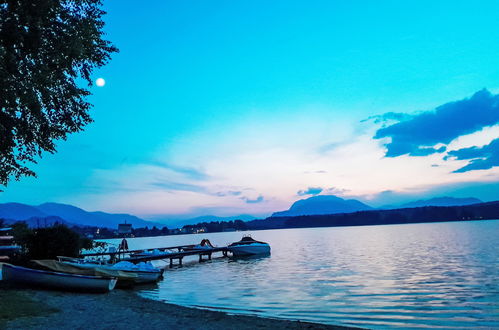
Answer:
xmin=2 ymin=1 xmax=499 ymax=221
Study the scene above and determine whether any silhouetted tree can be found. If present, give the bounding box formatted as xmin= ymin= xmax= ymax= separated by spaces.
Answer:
xmin=0 ymin=0 xmax=118 ymax=186
xmin=24 ymin=224 xmax=91 ymax=259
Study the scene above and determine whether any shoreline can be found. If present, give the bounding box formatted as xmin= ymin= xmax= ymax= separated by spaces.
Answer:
xmin=1 ymin=285 xmax=360 ymax=330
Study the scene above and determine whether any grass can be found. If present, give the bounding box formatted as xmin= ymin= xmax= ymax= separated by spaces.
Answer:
xmin=0 ymin=284 xmax=59 ymax=327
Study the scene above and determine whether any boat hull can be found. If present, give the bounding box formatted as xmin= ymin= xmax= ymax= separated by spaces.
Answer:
xmin=1 ymin=263 xmax=117 ymax=293
xmin=228 ymin=243 xmax=271 ymax=256
xmin=63 ymin=262 xmax=163 ymax=284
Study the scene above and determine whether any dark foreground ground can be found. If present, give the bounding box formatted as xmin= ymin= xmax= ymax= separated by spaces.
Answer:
xmin=0 ymin=285 xmax=360 ymax=330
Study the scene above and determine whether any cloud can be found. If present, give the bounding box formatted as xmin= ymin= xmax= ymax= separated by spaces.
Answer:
xmin=297 ymin=187 xmax=323 ymax=196
xmin=362 ymin=112 xmax=413 ymax=124
xmin=323 ymin=187 xmax=350 ymax=195
xmin=447 ymin=138 xmax=499 ymax=173
xmin=241 ymin=195 xmax=264 ymax=204
xmin=151 ymin=181 xmax=207 ymax=193
xmin=150 ymin=162 xmax=209 ymax=181
xmin=215 ymin=190 xmax=242 ymax=197
xmin=374 ymin=89 xmax=499 ymax=157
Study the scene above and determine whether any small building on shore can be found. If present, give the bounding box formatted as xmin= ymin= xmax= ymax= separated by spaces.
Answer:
xmin=118 ymin=223 xmax=133 ymax=235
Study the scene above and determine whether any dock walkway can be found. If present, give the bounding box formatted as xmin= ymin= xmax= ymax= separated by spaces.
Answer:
xmin=80 ymin=244 xmax=230 ymax=268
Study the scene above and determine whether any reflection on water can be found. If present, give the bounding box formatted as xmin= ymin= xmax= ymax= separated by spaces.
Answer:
xmin=108 ymin=220 xmax=499 ymax=329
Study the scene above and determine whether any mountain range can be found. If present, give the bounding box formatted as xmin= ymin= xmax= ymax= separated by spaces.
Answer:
xmin=0 ymin=202 xmax=158 ymax=228
xmin=383 ymin=197 xmax=482 ymax=209
xmin=0 ymin=195 xmax=484 ymax=229
xmin=272 ymin=195 xmax=483 ymax=218
xmin=272 ymin=195 xmax=373 ymax=217
xmin=158 ymin=214 xmax=258 ymax=228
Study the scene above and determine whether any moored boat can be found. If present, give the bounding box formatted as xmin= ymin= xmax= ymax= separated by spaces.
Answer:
xmin=32 ymin=259 xmax=138 ymax=288
xmin=228 ymin=236 xmax=271 ymax=256
xmin=57 ymin=258 xmax=164 ymax=284
xmin=1 ymin=263 xmax=117 ymax=292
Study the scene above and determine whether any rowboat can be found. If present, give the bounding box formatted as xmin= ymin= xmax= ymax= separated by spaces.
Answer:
xmin=57 ymin=258 xmax=164 ymax=284
xmin=1 ymin=263 xmax=117 ymax=292
xmin=228 ymin=236 xmax=271 ymax=256
xmin=32 ymin=260 xmax=139 ymax=287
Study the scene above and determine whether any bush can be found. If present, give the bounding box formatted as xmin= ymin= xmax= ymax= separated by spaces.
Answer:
xmin=11 ymin=224 xmax=93 ymax=262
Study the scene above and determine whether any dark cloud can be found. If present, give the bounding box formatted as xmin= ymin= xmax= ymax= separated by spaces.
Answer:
xmin=297 ymin=187 xmax=323 ymax=196
xmin=447 ymin=138 xmax=499 ymax=173
xmin=362 ymin=112 xmax=413 ymax=124
xmin=410 ymin=146 xmax=447 ymax=156
xmin=241 ymin=195 xmax=264 ymax=204
xmin=374 ymin=89 xmax=499 ymax=157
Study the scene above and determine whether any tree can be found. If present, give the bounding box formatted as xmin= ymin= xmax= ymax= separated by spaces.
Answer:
xmin=21 ymin=224 xmax=90 ymax=260
xmin=0 ymin=0 xmax=118 ymax=186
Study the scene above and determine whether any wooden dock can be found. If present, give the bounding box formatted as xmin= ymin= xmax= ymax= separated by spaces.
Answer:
xmin=80 ymin=244 xmax=230 ymax=268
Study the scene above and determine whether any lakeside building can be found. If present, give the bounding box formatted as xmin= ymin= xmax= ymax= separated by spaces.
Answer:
xmin=118 ymin=223 xmax=132 ymax=235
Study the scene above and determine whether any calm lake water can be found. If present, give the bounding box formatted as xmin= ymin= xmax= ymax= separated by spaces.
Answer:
xmin=106 ymin=220 xmax=499 ymax=329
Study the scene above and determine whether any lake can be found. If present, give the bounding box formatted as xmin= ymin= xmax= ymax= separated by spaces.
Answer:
xmin=107 ymin=220 xmax=499 ymax=329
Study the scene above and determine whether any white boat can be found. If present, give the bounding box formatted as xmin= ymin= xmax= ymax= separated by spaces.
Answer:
xmin=1 ymin=263 xmax=117 ymax=292
xmin=58 ymin=258 xmax=163 ymax=284
xmin=228 ymin=236 xmax=271 ymax=256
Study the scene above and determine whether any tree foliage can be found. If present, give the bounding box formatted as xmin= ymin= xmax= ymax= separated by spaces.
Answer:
xmin=11 ymin=223 xmax=92 ymax=261
xmin=0 ymin=0 xmax=118 ymax=186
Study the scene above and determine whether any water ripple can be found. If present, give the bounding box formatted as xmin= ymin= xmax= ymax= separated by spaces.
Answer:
xmin=125 ymin=220 xmax=499 ymax=329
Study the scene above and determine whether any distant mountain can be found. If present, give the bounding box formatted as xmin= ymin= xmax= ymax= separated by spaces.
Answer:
xmin=0 ymin=202 xmax=160 ymax=229
xmin=0 ymin=203 xmax=46 ymax=220
xmin=185 ymin=214 xmax=257 ymax=223
xmin=247 ymin=201 xmax=499 ymax=231
xmin=272 ymin=195 xmax=373 ymax=217
xmin=2 ymin=215 xmax=73 ymax=228
xmin=381 ymin=197 xmax=483 ymax=210
xmin=157 ymin=214 xmax=259 ymax=228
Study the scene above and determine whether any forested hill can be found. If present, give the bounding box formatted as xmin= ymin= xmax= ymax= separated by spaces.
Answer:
xmin=246 ymin=201 xmax=499 ymax=230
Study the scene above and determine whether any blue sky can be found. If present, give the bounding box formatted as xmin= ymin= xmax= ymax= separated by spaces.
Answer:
xmin=1 ymin=1 xmax=499 ymax=220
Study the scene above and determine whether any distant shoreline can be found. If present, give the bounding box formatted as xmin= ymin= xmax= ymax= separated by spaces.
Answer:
xmin=244 ymin=201 xmax=499 ymax=231
xmin=1 ymin=285 xmax=360 ymax=330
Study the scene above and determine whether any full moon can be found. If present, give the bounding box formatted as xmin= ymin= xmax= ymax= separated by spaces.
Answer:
xmin=95 ymin=78 xmax=106 ymax=87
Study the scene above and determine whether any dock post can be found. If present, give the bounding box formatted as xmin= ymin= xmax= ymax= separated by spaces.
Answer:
xmin=169 ymin=258 xmax=173 ymax=268
xmin=179 ymin=257 xmax=183 ymax=267
xmin=208 ymin=253 xmax=212 ymax=260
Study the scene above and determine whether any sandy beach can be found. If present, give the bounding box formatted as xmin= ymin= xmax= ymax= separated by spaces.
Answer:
xmin=0 ymin=285 xmax=359 ymax=330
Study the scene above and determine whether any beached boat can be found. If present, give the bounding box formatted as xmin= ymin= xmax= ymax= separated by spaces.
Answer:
xmin=0 ymin=227 xmax=20 ymax=261
xmin=57 ymin=257 xmax=163 ymax=284
xmin=1 ymin=263 xmax=117 ymax=292
xmin=32 ymin=259 xmax=139 ymax=288
xmin=228 ymin=236 xmax=271 ymax=256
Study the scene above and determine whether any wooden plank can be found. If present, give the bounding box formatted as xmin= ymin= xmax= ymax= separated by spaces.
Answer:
xmin=80 ymin=244 xmax=198 ymax=257
xmin=121 ymin=247 xmax=228 ymax=263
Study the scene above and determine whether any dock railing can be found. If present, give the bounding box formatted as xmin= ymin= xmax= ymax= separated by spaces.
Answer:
xmin=79 ymin=244 xmax=229 ymax=267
